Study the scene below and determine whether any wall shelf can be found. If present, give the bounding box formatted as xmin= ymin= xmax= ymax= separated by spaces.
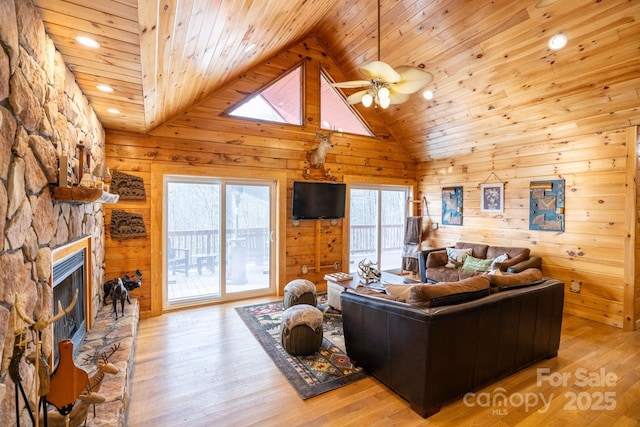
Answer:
xmin=52 ymin=187 xmax=119 ymax=204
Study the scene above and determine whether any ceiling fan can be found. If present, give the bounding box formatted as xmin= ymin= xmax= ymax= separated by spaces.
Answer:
xmin=332 ymin=0 xmax=434 ymax=109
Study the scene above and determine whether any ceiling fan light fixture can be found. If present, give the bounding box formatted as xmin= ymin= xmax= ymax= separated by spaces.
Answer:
xmin=332 ymin=0 xmax=434 ymax=109
xmin=362 ymin=93 xmax=374 ymax=107
xmin=378 ymin=86 xmax=390 ymax=101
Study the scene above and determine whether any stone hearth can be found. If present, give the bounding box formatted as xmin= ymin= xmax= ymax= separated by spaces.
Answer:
xmin=49 ymin=299 xmax=139 ymax=426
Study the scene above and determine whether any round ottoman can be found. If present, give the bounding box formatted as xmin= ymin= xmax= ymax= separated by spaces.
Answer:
xmin=280 ymin=304 xmax=324 ymax=356
xmin=283 ymin=279 xmax=317 ymax=309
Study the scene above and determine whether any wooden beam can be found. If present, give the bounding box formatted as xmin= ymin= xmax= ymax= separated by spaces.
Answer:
xmin=624 ymin=125 xmax=638 ymax=331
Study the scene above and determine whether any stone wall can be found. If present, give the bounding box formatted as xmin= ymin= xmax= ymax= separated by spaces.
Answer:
xmin=0 ymin=1 xmax=106 ymax=425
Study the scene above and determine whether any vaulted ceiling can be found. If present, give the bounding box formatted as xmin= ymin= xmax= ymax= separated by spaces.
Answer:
xmin=33 ymin=0 xmax=639 ymax=162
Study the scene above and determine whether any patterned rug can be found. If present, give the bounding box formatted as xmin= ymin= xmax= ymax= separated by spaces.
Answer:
xmin=235 ymin=295 xmax=367 ymax=399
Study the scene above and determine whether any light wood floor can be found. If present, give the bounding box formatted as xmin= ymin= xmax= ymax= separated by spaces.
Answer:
xmin=129 ymin=296 xmax=640 ymax=427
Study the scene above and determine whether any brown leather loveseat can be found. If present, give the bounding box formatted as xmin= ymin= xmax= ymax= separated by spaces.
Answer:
xmin=340 ymin=277 xmax=564 ymax=418
xmin=418 ymin=241 xmax=542 ymax=283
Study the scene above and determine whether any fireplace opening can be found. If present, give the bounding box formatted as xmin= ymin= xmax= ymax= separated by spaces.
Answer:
xmin=52 ymin=250 xmax=86 ymax=366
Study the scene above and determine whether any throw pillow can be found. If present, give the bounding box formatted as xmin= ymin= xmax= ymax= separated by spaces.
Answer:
xmin=408 ymin=276 xmax=491 ymax=308
xmin=426 ymin=250 xmax=448 ymax=268
xmin=461 ymin=255 xmax=495 ymax=272
xmin=446 ymin=247 xmax=472 ymax=268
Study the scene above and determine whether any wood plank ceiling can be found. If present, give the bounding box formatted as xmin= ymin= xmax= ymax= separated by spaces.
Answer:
xmin=33 ymin=0 xmax=639 ymax=163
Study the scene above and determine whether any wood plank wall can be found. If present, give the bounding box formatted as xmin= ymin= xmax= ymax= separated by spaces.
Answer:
xmin=635 ymin=127 xmax=640 ymax=330
xmin=104 ymin=38 xmax=416 ymax=318
xmin=104 ymin=34 xmax=637 ymax=329
xmin=418 ymin=126 xmax=637 ymax=329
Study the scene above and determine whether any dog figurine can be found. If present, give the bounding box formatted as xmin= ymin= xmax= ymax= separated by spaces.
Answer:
xmin=103 ymin=269 xmax=142 ymax=305
xmin=110 ymin=278 xmax=130 ymax=320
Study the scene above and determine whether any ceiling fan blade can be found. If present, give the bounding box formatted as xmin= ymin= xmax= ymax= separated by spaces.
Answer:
xmin=359 ymin=61 xmax=401 ymax=82
xmin=388 ymin=89 xmax=411 ymax=105
xmin=331 ymin=80 xmax=371 ymax=88
xmin=346 ymin=90 xmax=368 ymax=104
xmin=392 ymin=66 xmax=434 ymax=94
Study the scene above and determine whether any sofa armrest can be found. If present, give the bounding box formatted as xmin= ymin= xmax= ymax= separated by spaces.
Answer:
xmin=507 ymin=256 xmax=541 ymax=273
xmin=418 ymin=247 xmax=447 ymax=282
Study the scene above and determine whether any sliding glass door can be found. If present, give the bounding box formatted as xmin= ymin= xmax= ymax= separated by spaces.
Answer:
xmin=349 ymin=185 xmax=410 ymax=273
xmin=165 ymin=176 xmax=274 ymax=307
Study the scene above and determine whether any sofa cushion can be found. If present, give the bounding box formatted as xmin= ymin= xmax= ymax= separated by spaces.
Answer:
xmin=461 ymin=255 xmax=495 ymax=272
xmin=383 ymin=284 xmax=414 ymax=302
xmin=446 ymin=247 xmax=472 ymax=268
xmin=426 ymin=250 xmax=448 ymax=268
xmin=409 ymin=276 xmax=491 ymax=308
xmin=426 ymin=267 xmax=463 ymax=283
xmin=455 ymin=242 xmax=489 ymax=259
xmin=487 ymin=246 xmax=530 ymax=260
xmin=488 ymin=268 xmax=543 ymax=290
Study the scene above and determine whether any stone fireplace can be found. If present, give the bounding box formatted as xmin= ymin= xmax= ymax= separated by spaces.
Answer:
xmin=0 ymin=1 xmax=107 ymax=425
xmin=51 ymin=236 xmax=93 ymax=365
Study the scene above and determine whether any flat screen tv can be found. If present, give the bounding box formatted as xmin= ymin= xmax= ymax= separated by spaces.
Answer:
xmin=292 ymin=181 xmax=346 ymax=220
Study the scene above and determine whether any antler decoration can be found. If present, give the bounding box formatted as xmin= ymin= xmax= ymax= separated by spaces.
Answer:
xmin=15 ymin=289 xmax=79 ymax=331
xmin=13 ymin=289 xmax=78 ymax=427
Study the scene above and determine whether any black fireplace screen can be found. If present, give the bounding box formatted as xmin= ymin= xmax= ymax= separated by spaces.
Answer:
xmin=52 ymin=250 xmax=86 ymax=365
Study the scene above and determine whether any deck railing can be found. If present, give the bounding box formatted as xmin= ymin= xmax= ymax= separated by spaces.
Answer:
xmin=168 ymin=224 xmax=403 ymax=268
xmin=168 ymin=228 xmax=269 ymax=268
xmin=349 ymin=224 xmax=404 ymax=254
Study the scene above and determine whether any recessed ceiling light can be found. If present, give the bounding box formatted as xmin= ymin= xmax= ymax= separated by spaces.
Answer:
xmin=76 ymin=36 xmax=100 ymax=48
xmin=244 ymin=43 xmax=257 ymax=53
xmin=107 ymin=108 xmax=120 ymax=114
xmin=97 ymin=84 xmax=114 ymax=93
xmin=548 ymin=33 xmax=568 ymax=50
xmin=423 ymin=90 xmax=434 ymax=100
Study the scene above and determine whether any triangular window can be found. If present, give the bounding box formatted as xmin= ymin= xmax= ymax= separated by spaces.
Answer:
xmin=320 ymin=71 xmax=373 ymax=137
xmin=228 ymin=65 xmax=302 ymax=125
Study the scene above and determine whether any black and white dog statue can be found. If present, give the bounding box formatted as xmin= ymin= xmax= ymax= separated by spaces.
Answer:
xmin=103 ymin=270 xmax=142 ymax=319
xmin=110 ymin=278 xmax=130 ymax=320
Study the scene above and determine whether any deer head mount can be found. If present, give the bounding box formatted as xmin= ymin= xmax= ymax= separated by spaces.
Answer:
xmin=309 ymin=129 xmax=337 ymax=168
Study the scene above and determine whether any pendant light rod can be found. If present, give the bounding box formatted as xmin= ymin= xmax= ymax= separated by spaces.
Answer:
xmin=377 ymin=0 xmax=381 ymax=61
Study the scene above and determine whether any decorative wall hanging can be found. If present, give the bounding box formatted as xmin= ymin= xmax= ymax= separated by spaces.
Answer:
xmin=442 ymin=186 xmax=463 ymax=225
xmin=480 ymin=183 xmax=504 ymax=213
xmin=478 ymin=172 xmax=506 ymax=213
xmin=110 ymin=210 xmax=147 ymax=239
xmin=110 ymin=170 xmax=146 ymax=200
xmin=529 ymin=180 xmax=565 ymax=232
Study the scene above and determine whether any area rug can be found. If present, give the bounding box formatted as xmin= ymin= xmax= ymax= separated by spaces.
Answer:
xmin=235 ymin=295 xmax=367 ymax=399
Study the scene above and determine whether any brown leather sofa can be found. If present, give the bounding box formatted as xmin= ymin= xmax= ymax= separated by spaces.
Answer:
xmin=418 ymin=242 xmax=542 ymax=283
xmin=340 ymin=278 xmax=564 ymax=418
